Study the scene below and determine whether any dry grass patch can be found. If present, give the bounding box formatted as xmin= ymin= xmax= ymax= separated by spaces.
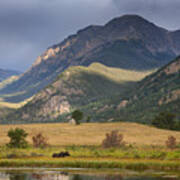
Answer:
xmin=0 ymin=122 xmax=179 ymax=146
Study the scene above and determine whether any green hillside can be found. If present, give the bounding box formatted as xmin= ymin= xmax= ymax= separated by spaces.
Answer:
xmin=103 ymin=56 xmax=180 ymax=123
xmin=1 ymin=57 xmax=179 ymax=125
xmin=2 ymin=63 xmax=152 ymax=123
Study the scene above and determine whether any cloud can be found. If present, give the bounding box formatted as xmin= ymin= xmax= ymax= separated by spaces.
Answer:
xmin=113 ymin=0 xmax=180 ymax=30
xmin=0 ymin=0 xmax=180 ymax=71
xmin=0 ymin=0 xmax=118 ymax=71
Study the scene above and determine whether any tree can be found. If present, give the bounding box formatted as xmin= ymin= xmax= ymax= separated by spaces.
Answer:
xmin=7 ymin=128 xmax=28 ymax=148
xmin=32 ymin=133 xmax=48 ymax=148
xmin=152 ymin=112 xmax=176 ymax=130
xmin=72 ymin=110 xmax=83 ymax=125
xmin=102 ymin=130 xmax=125 ymax=148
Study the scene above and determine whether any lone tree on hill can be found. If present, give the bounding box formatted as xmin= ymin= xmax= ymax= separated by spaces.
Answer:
xmin=72 ymin=110 xmax=83 ymax=125
xmin=7 ymin=128 xmax=28 ymax=148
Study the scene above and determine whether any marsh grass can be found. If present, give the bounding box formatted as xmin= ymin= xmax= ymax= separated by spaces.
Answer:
xmin=0 ymin=145 xmax=179 ymax=160
xmin=0 ymin=158 xmax=179 ymax=171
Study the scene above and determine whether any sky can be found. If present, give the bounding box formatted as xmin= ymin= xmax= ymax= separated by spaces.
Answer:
xmin=1 ymin=0 xmax=180 ymax=71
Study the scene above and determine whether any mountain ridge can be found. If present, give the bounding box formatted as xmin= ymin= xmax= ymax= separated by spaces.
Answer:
xmin=1 ymin=14 xmax=180 ymax=103
xmin=3 ymin=56 xmax=180 ymax=124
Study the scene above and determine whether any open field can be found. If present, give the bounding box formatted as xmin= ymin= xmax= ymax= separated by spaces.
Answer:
xmin=0 ymin=122 xmax=180 ymax=146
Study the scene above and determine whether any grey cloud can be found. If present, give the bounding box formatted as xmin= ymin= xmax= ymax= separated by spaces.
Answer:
xmin=0 ymin=0 xmax=117 ymax=71
xmin=113 ymin=0 xmax=180 ymax=30
xmin=0 ymin=0 xmax=180 ymax=71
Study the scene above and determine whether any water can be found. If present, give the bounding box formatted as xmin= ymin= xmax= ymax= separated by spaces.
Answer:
xmin=0 ymin=169 xmax=179 ymax=180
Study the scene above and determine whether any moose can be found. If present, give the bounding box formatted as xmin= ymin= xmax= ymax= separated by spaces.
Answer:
xmin=52 ymin=151 xmax=70 ymax=158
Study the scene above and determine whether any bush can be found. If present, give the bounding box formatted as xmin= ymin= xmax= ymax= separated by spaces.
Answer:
xmin=166 ymin=136 xmax=176 ymax=149
xmin=32 ymin=133 xmax=48 ymax=148
xmin=7 ymin=128 xmax=28 ymax=148
xmin=102 ymin=130 xmax=125 ymax=148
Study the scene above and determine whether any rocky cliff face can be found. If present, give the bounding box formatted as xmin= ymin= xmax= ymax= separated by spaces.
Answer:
xmin=1 ymin=15 xmax=180 ymax=102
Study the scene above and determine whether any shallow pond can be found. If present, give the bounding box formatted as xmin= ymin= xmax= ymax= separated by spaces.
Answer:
xmin=0 ymin=169 xmax=179 ymax=180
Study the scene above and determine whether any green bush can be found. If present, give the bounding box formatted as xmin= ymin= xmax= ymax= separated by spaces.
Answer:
xmin=7 ymin=128 xmax=28 ymax=148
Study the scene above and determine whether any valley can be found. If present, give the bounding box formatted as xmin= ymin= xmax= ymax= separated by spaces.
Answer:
xmin=0 ymin=15 xmax=178 ymax=127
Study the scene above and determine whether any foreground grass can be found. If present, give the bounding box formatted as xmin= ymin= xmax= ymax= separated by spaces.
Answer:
xmin=0 ymin=146 xmax=179 ymax=170
xmin=0 ymin=158 xmax=179 ymax=171
xmin=1 ymin=146 xmax=180 ymax=160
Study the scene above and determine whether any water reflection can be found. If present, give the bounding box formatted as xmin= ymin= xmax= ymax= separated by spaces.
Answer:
xmin=0 ymin=171 xmax=179 ymax=180
xmin=105 ymin=175 xmax=122 ymax=180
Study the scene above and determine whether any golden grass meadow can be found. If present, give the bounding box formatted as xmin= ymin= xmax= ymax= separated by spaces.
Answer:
xmin=0 ymin=122 xmax=180 ymax=146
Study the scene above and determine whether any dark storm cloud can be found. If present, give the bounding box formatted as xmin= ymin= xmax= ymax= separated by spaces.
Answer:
xmin=113 ymin=0 xmax=180 ymax=30
xmin=0 ymin=0 xmax=180 ymax=71
xmin=0 ymin=0 xmax=117 ymax=71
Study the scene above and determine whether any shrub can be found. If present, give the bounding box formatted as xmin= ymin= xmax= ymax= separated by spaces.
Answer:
xmin=32 ymin=133 xmax=48 ymax=148
xmin=102 ymin=130 xmax=125 ymax=148
xmin=166 ymin=136 xmax=176 ymax=149
xmin=7 ymin=128 xmax=28 ymax=148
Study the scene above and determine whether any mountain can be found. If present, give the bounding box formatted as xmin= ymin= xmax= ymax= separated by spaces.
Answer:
xmin=108 ymin=56 xmax=180 ymax=123
xmin=2 ymin=57 xmax=180 ymax=124
xmin=0 ymin=69 xmax=20 ymax=82
xmin=3 ymin=63 xmax=151 ymax=123
xmin=1 ymin=14 xmax=180 ymax=102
